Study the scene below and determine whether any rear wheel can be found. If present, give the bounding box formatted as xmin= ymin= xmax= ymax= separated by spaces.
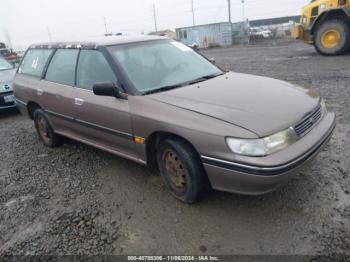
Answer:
xmin=314 ymin=19 xmax=350 ymax=56
xmin=157 ymin=138 xmax=210 ymax=203
xmin=34 ymin=109 xmax=63 ymax=147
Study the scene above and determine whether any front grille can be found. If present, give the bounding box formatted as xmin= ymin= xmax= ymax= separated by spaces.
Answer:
xmin=293 ymin=105 xmax=323 ymax=138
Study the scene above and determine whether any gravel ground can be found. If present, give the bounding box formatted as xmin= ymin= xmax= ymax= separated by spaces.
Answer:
xmin=0 ymin=40 xmax=349 ymax=258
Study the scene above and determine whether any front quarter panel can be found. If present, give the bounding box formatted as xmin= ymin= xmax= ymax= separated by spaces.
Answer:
xmin=129 ymin=95 xmax=258 ymax=163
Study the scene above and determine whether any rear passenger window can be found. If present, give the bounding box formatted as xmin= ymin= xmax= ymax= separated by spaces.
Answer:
xmin=18 ymin=49 xmax=52 ymax=77
xmin=76 ymin=50 xmax=117 ymax=90
xmin=45 ymin=49 xmax=79 ymax=86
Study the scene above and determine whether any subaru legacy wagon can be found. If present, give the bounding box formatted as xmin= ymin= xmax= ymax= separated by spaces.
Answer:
xmin=13 ymin=36 xmax=335 ymax=203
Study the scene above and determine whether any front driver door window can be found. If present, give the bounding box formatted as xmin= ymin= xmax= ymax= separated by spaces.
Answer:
xmin=76 ymin=50 xmax=117 ymax=90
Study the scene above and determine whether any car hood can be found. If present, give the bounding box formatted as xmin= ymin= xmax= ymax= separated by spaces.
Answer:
xmin=0 ymin=68 xmax=16 ymax=93
xmin=149 ymin=72 xmax=320 ymax=137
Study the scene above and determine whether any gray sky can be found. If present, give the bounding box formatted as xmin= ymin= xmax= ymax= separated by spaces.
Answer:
xmin=1 ymin=0 xmax=310 ymax=49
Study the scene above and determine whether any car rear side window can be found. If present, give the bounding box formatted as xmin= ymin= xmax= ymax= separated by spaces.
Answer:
xmin=18 ymin=49 xmax=52 ymax=77
xmin=45 ymin=49 xmax=79 ymax=86
xmin=76 ymin=50 xmax=117 ymax=90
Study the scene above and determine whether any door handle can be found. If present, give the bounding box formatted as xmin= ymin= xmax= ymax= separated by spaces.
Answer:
xmin=37 ymin=89 xmax=44 ymax=96
xmin=74 ymin=98 xmax=84 ymax=106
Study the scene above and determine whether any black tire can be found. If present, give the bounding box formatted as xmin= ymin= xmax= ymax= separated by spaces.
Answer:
xmin=33 ymin=109 xmax=63 ymax=147
xmin=314 ymin=19 xmax=350 ymax=56
xmin=157 ymin=138 xmax=210 ymax=203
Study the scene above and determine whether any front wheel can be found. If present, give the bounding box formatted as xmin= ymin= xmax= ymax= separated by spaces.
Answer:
xmin=314 ymin=19 xmax=350 ymax=56
xmin=157 ymin=138 xmax=210 ymax=203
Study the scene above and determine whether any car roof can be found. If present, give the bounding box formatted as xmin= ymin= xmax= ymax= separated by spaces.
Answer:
xmin=29 ymin=35 xmax=168 ymax=49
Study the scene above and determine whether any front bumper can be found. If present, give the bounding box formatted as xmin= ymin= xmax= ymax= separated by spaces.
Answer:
xmin=201 ymin=112 xmax=336 ymax=195
xmin=0 ymin=91 xmax=16 ymax=110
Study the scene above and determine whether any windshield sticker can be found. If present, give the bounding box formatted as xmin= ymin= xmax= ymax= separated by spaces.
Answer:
xmin=171 ymin=42 xmax=192 ymax=52
xmin=32 ymin=57 xmax=39 ymax=69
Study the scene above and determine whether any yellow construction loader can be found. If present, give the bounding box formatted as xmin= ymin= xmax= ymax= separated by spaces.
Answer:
xmin=292 ymin=0 xmax=350 ymax=55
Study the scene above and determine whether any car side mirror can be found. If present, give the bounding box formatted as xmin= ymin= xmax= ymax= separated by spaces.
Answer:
xmin=209 ymin=58 xmax=216 ymax=64
xmin=93 ymin=81 xmax=127 ymax=99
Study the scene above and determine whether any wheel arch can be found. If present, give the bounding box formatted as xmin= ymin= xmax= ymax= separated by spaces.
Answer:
xmin=145 ymin=131 xmax=201 ymax=170
xmin=311 ymin=8 xmax=350 ymax=34
xmin=27 ymin=101 xmax=42 ymax=120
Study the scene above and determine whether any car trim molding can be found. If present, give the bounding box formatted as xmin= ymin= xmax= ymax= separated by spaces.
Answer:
xmin=54 ymin=129 xmax=147 ymax=165
xmin=201 ymin=120 xmax=335 ymax=176
xmin=75 ymin=118 xmax=133 ymax=140
xmin=44 ymin=109 xmax=133 ymax=140
xmin=15 ymin=99 xmax=27 ymax=106
xmin=0 ymin=104 xmax=17 ymax=109
xmin=45 ymin=109 xmax=74 ymax=121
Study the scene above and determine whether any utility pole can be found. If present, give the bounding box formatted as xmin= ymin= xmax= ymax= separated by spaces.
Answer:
xmin=241 ymin=0 xmax=245 ymax=45
xmin=4 ymin=29 xmax=13 ymax=48
xmin=153 ymin=4 xmax=158 ymax=32
xmin=227 ymin=0 xmax=231 ymax=24
xmin=228 ymin=0 xmax=233 ymax=44
xmin=191 ymin=0 xmax=195 ymax=26
xmin=103 ymin=17 xmax=108 ymax=35
xmin=242 ymin=0 xmax=245 ymax=22
xmin=46 ymin=27 xmax=53 ymax=43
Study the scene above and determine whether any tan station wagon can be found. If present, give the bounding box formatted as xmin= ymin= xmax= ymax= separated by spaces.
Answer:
xmin=14 ymin=36 xmax=336 ymax=203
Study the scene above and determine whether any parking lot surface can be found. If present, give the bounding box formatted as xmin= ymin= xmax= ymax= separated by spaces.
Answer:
xmin=0 ymin=40 xmax=349 ymax=256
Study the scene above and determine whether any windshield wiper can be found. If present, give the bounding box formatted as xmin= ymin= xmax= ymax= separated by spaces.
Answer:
xmin=188 ymin=72 xmax=225 ymax=85
xmin=143 ymin=83 xmax=185 ymax=95
xmin=143 ymin=72 xmax=225 ymax=95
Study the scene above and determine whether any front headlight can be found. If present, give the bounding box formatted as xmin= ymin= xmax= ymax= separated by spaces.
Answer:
xmin=226 ymin=128 xmax=297 ymax=157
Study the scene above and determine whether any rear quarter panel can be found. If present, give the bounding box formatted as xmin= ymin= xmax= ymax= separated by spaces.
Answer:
xmin=13 ymin=74 xmax=41 ymax=109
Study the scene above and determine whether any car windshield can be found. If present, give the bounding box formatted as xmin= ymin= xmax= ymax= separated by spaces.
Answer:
xmin=0 ymin=56 xmax=13 ymax=71
xmin=109 ymin=40 xmax=222 ymax=94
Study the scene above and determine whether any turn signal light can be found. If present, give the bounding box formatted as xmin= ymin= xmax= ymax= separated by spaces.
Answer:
xmin=134 ymin=136 xmax=145 ymax=144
